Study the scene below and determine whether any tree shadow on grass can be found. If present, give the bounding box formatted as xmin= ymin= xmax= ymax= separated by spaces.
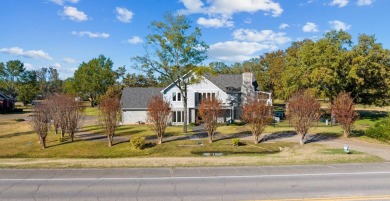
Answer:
xmin=0 ymin=130 xmax=35 ymax=140
xmin=260 ymin=131 xmax=296 ymax=143
xmin=358 ymin=110 xmax=388 ymax=121
xmin=213 ymin=131 xmax=252 ymax=143
xmin=350 ymin=129 xmax=365 ymax=137
xmin=305 ymin=132 xmax=341 ymax=144
xmin=146 ymin=134 xmax=191 ymax=143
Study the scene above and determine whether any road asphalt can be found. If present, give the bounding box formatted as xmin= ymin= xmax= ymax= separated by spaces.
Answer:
xmin=1 ymin=163 xmax=390 ymax=200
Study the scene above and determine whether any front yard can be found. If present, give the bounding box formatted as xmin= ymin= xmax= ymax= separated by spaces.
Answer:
xmin=0 ymin=117 xmax=384 ymax=168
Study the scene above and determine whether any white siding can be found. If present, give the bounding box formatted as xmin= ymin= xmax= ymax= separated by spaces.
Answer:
xmin=122 ymin=110 xmax=148 ymax=124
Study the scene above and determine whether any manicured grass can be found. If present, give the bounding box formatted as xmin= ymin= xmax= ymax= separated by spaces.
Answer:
xmin=84 ymin=107 xmax=100 ymax=116
xmin=0 ymin=107 xmax=388 ymax=168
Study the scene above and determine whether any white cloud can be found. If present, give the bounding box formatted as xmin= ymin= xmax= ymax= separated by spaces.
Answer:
xmin=127 ymin=36 xmax=143 ymax=44
xmin=279 ymin=23 xmax=289 ymax=29
xmin=209 ymin=41 xmax=275 ymax=62
xmin=233 ymin=29 xmax=291 ymax=44
xmin=0 ymin=47 xmax=53 ymax=60
xmin=180 ymin=0 xmax=204 ymax=13
xmin=115 ymin=7 xmax=134 ymax=23
xmin=63 ymin=57 xmax=76 ymax=64
xmin=330 ymin=0 xmax=349 ymax=7
xmin=303 ymin=22 xmax=319 ymax=32
xmin=62 ymin=6 xmax=88 ymax=22
xmin=50 ymin=0 xmax=79 ymax=5
xmin=179 ymin=0 xmax=283 ymax=28
xmin=357 ymin=0 xmax=374 ymax=6
xmin=72 ymin=31 xmax=110 ymax=38
xmin=329 ymin=20 xmax=351 ymax=30
xmin=24 ymin=63 xmax=35 ymax=70
xmin=197 ymin=17 xmax=233 ymax=28
xmin=52 ymin=63 xmax=62 ymax=68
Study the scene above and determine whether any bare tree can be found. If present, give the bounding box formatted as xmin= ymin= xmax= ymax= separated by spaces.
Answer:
xmin=199 ymin=97 xmax=222 ymax=143
xmin=99 ymin=96 xmax=121 ymax=146
xmin=55 ymin=95 xmax=71 ymax=138
xmin=31 ymin=103 xmax=50 ymax=149
xmin=242 ymin=96 xmax=273 ymax=144
xmin=147 ymin=96 xmax=171 ymax=144
xmin=287 ymin=90 xmax=321 ymax=145
xmin=329 ymin=91 xmax=359 ymax=137
xmin=66 ymin=96 xmax=85 ymax=142
xmin=46 ymin=95 xmax=61 ymax=134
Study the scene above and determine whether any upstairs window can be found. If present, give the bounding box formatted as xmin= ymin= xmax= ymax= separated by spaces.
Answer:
xmin=172 ymin=92 xmax=182 ymax=102
xmin=172 ymin=92 xmax=177 ymax=101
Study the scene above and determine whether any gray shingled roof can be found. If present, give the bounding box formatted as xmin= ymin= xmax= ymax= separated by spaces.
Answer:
xmin=121 ymin=87 xmax=163 ymax=109
xmin=204 ymin=74 xmax=243 ymax=93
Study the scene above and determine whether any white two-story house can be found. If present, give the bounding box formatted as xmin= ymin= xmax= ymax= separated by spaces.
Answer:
xmin=121 ymin=72 xmax=271 ymax=125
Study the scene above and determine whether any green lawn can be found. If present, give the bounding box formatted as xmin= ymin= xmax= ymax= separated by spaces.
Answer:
xmin=84 ymin=107 xmax=100 ymax=116
xmin=0 ymin=108 xmax=388 ymax=167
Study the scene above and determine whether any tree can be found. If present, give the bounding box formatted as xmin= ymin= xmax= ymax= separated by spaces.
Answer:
xmin=0 ymin=60 xmax=25 ymax=98
xmin=258 ymin=50 xmax=286 ymax=98
xmin=46 ymin=95 xmax=62 ymax=135
xmin=66 ymin=95 xmax=85 ymax=142
xmin=199 ymin=97 xmax=222 ymax=143
xmin=31 ymin=103 xmax=50 ymax=149
xmin=147 ymin=96 xmax=171 ymax=144
xmin=99 ymin=96 xmax=121 ymax=146
xmin=329 ymin=92 xmax=359 ymax=137
xmin=133 ymin=13 xmax=208 ymax=133
xmin=17 ymin=70 xmax=39 ymax=106
xmin=287 ymin=90 xmax=321 ymax=145
xmin=242 ymin=96 xmax=273 ymax=144
xmin=74 ymin=55 xmax=117 ymax=107
xmin=348 ymin=34 xmax=390 ymax=106
xmin=122 ymin=72 xmax=158 ymax=87
xmin=18 ymin=84 xmax=38 ymax=106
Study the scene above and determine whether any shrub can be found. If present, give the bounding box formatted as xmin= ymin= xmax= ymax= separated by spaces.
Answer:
xmin=365 ymin=117 xmax=390 ymax=142
xmin=232 ymin=138 xmax=241 ymax=146
xmin=130 ymin=136 xmax=145 ymax=150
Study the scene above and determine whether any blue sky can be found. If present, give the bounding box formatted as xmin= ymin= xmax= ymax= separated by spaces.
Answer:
xmin=0 ymin=0 xmax=388 ymax=79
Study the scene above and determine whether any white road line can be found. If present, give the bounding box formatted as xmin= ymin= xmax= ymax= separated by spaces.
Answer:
xmin=1 ymin=171 xmax=390 ymax=181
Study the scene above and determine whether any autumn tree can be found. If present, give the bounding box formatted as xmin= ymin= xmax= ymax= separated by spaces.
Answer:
xmin=31 ymin=103 xmax=50 ymax=149
xmin=242 ymin=97 xmax=273 ymax=144
xmin=287 ymin=90 xmax=321 ymax=145
xmin=46 ymin=95 xmax=62 ymax=135
xmin=99 ymin=96 xmax=121 ymax=146
xmin=65 ymin=96 xmax=85 ymax=142
xmin=147 ymin=96 xmax=171 ymax=144
xmin=329 ymin=92 xmax=359 ymax=137
xmin=199 ymin=97 xmax=222 ymax=143
xmin=133 ymin=13 xmax=208 ymax=133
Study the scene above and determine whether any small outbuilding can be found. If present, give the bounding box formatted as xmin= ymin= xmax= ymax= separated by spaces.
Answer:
xmin=0 ymin=92 xmax=15 ymax=113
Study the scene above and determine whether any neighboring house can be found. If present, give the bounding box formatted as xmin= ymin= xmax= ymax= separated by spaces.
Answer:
xmin=0 ymin=92 xmax=15 ymax=113
xmin=120 ymin=72 xmax=272 ymax=125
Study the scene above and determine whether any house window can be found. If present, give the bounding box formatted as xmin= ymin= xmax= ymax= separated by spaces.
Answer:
xmin=172 ymin=111 xmax=184 ymax=123
xmin=172 ymin=92 xmax=176 ymax=101
xmin=172 ymin=92 xmax=181 ymax=102
xmin=200 ymin=92 xmax=216 ymax=101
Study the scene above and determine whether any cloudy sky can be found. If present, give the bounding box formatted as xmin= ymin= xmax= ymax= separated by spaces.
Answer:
xmin=0 ymin=0 xmax=388 ymax=78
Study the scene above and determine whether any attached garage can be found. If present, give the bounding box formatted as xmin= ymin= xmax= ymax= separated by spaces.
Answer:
xmin=122 ymin=109 xmax=148 ymax=124
xmin=120 ymin=87 xmax=163 ymax=124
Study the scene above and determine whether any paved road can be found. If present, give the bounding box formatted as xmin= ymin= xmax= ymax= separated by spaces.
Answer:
xmin=1 ymin=163 xmax=390 ymax=200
